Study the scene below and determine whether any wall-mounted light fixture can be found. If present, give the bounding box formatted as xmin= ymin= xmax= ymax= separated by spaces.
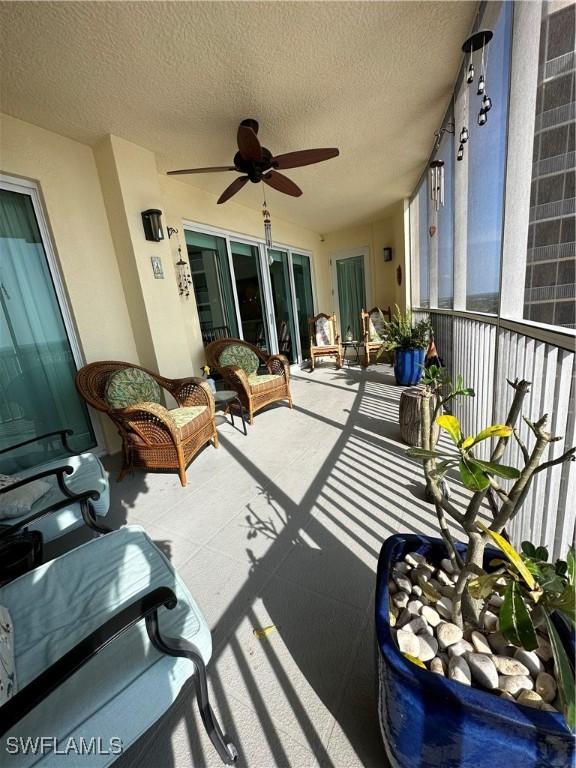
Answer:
xmin=141 ymin=209 xmax=165 ymax=242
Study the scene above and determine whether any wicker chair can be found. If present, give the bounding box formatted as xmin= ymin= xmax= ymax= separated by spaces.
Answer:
xmin=361 ymin=306 xmax=392 ymax=367
xmin=205 ymin=339 xmax=292 ymax=425
xmin=308 ymin=313 xmax=342 ymax=370
xmin=75 ymin=362 xmax=217 ymax=487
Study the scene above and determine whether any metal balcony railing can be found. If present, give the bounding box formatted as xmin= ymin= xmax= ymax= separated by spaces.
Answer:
xmin=527 ymin=241 xmax=576 ymax=262
xmin=529 ymin=196 xmax=576 ymax=222
xmin=534 ymin=101 xmax=576 ymax=133
xmin=538 ymin=50 xmax=575 ymax=83
xmin=414 ymin=309 xmax=576 ymax=560
xmin=532 ymin=151 xmax=575 ymax=179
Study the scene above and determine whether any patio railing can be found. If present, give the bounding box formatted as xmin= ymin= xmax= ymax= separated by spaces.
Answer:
xmin=415 ymin=309 xmax=576 ymax=560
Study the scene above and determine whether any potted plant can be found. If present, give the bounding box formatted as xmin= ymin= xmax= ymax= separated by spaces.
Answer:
xmin=376 ymin=306 xmax=431 ymax=385
xmin=375 ymin=371 xmax=575 ymax=768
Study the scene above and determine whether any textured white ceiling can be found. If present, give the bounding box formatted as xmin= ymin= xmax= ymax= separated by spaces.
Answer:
xmin=0 ymin=1 xmax=476 ymax=232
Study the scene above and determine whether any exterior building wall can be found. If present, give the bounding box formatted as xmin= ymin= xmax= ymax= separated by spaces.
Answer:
xmin=524 ymin=0 xmax=576 ymax=328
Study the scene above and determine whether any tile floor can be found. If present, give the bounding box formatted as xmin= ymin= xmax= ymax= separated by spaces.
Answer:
xmin=95 ymin=365 xmax=447 ymax=767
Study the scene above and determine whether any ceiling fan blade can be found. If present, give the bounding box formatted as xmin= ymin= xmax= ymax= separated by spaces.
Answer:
xmin=263 ymin=171 xmax=302 ymax=197
xmin=167 ymin=166 xmax=237 ymax=176
xmin=217 ymin=176 xmax=249 ymax=204
xmin=237 ymin=125 xmax=262 ymax=162
xmin=272 ymin=148 xmax=339 ymax=170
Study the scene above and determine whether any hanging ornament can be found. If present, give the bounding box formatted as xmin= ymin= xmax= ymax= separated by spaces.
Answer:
xmin=262 ymin=196 xmax=273 ymax=249
xmin=429 ymin=160 xmax=445 ymax=211
xmin=457 ymin=143 xmax=464 ymax=162
xmin=481 ymin=94 xmax=492 ymax=112
xmin=477 ymin=108 xmax=487 ymax=126
xmin=459 ymin=126 xmax=469 ymax=144
xmin=175 ymin=244 xmax=193 ymax=298
xmin=476 ymin=75 xmax=485 ymax=96
xmin=466 ymin=62 xmax=475 ymax=84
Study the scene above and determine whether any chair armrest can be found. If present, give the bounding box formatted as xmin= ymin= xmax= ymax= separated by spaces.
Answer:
xmin=219 ymin=365 xmax=250 ymax=395
xmin=171 ymin=378 xmax=215 ymax=415
xmin=0 ymin=430 xmax=75 ymax=457
xmin=0 ymin=465 xmax=74 ymax=496
xmin=266 ymin=354 xmax=290 ymax=379
xmin=0 ymin=466 xmax=107 ymax=537
xmin=115 ymin=402 xmax=180 ymax=446
xmin=0 ymin=587 xmax=177 ymax=736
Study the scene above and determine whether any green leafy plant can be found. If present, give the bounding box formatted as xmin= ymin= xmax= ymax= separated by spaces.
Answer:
xmin=375 ymin=305 xmax=431 ymax=356
xmin=407 ymin=372 xmax=576 ymax=729
xmin=469 ymin=530 xmax=575 ymax=730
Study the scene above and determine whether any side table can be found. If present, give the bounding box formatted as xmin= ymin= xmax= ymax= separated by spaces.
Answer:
xmin=342 ymin=340 xmax=362 ymax=367
xmin=213 ymin=390 xmax=248 ymax=436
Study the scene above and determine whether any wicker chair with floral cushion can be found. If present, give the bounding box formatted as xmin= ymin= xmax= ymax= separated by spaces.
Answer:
xmin=205 ymin=339 xmax=292 ymax=425
xmin=308 ymin=313 xmax=342 ymax=370
xmin=361 ymin=306 xmax=392 ymax=367
xmin=75 ymin=362 xmax=217 ymax=487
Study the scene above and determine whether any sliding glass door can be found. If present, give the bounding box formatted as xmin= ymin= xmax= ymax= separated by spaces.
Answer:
xmin=184 ymin=224 xmax=315 ymax=362
xmin=230 ymin=240 xmax=269 ymax=350
xmin=0 ymin=183 xmax=95 ymax=471
xmin=267 ymin=249 xmax=298 ymax=363
xmin=291 ymin=252 xmax=314 ymax=360
xmin=185 ymin=230 xmax=239 ymax=342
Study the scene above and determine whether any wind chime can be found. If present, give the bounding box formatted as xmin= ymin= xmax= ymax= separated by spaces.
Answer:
xmin=429 ymin=159 xmax=445 ymax=211
xmin=168 ymin=226 xmax=193 ymax=298
xmin=458 ymin=29 xmax=493 ymax=162
xmin=262 ymin=194 xmax=274 ymax=264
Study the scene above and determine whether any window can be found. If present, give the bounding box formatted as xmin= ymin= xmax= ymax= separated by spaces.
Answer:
xmin=409 ymin=179 xmax=429 ymax=308
xmin=466 ymin=0 xmax=512 ymax=313
xmin=436 ymin=119 xmax=454 ymax=308
xmin=523 ymin=1 xmax=576 ymax=329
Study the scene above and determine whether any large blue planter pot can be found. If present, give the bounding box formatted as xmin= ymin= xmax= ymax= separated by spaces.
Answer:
xmin=375 ymin=533 xmax=575 ymax=768
xmin=394 ymin=348 xmax=425 ymax=386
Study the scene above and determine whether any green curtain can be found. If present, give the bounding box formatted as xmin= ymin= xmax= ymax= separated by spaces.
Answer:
xmin=337 ymin=256 xmax=366 ymax=340
xmin=0 ymin=189 xmax=95 ymax=471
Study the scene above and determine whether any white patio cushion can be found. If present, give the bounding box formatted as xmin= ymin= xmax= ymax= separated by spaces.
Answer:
xmin=315 ymin=316 xmax=334 ymax=346
xmin=4 ymin=453 xmax=110 ymax=541
xmin=0 ymin=525 xmax=211 ymax=767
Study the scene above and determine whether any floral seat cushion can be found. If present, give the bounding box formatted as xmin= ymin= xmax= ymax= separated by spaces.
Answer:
xmin=247 ymin=373 xmax=283 ymax=391
xmin=170 ymin=405 xmax=208 ymax=440
xmin=218 ymin=344 xmax=260 ymax=375
xmin=105 ymin=368 xmax=162 ymax=409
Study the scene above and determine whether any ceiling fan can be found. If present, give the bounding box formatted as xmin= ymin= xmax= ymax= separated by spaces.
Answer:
xmin=167 ymin=118 xmax=339 ymax=204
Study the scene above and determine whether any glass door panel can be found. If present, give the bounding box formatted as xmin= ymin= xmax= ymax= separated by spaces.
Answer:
xmin=291 ymin=253 xmax=314 ymax=360
xmin=336 ymin=255 xmax=366 ymax=340
xmin=268 ymin=249 xmax=298 ymax=363
xmin=185 ymin=230 xmax=238 ymax=341
xmin=230 ymin=241 xmax=269 ymax=350
xmin=0 ymin=188 xmax=95 ymax=471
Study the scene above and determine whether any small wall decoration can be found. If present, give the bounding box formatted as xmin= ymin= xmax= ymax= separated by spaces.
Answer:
xmin=383 ymin=247 xmax=393 ymax=262
xmin=175 ymin=245 xmax=193 ymax=298
xmin=151 ymin=256 xmax=164 ymax=279
xmin=429 ymin=225 xmax=437 ymax=238
xmin=396 ymin=265 xmax=402 ymax=286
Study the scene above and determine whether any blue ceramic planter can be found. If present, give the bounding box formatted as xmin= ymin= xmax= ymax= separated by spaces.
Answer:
xmin=394 ymin=348 xmax=425 ymax=386
xmin=375 ymin=533 xmax=575 ymax=768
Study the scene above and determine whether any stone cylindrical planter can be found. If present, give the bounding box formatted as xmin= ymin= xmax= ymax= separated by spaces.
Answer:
xmin=394 ymin=348 xmax=425 ymax=386
xmin=399 ymin=387 xmax=440 ymax=446
xmin=375 ymin=533 xmax=574 ymax=768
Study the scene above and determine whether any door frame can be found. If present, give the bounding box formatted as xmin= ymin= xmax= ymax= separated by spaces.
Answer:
xmin=0 ymin=173 xmax=104 ymax=452
xmin=330 ymin=246 xmax=372 ymax=337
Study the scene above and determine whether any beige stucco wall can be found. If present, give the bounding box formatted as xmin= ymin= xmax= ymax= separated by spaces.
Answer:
xmin=0 ymin=113 xmax=139 ymax=450
xmin=318 ymin=200 xmax=409 ymax=320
